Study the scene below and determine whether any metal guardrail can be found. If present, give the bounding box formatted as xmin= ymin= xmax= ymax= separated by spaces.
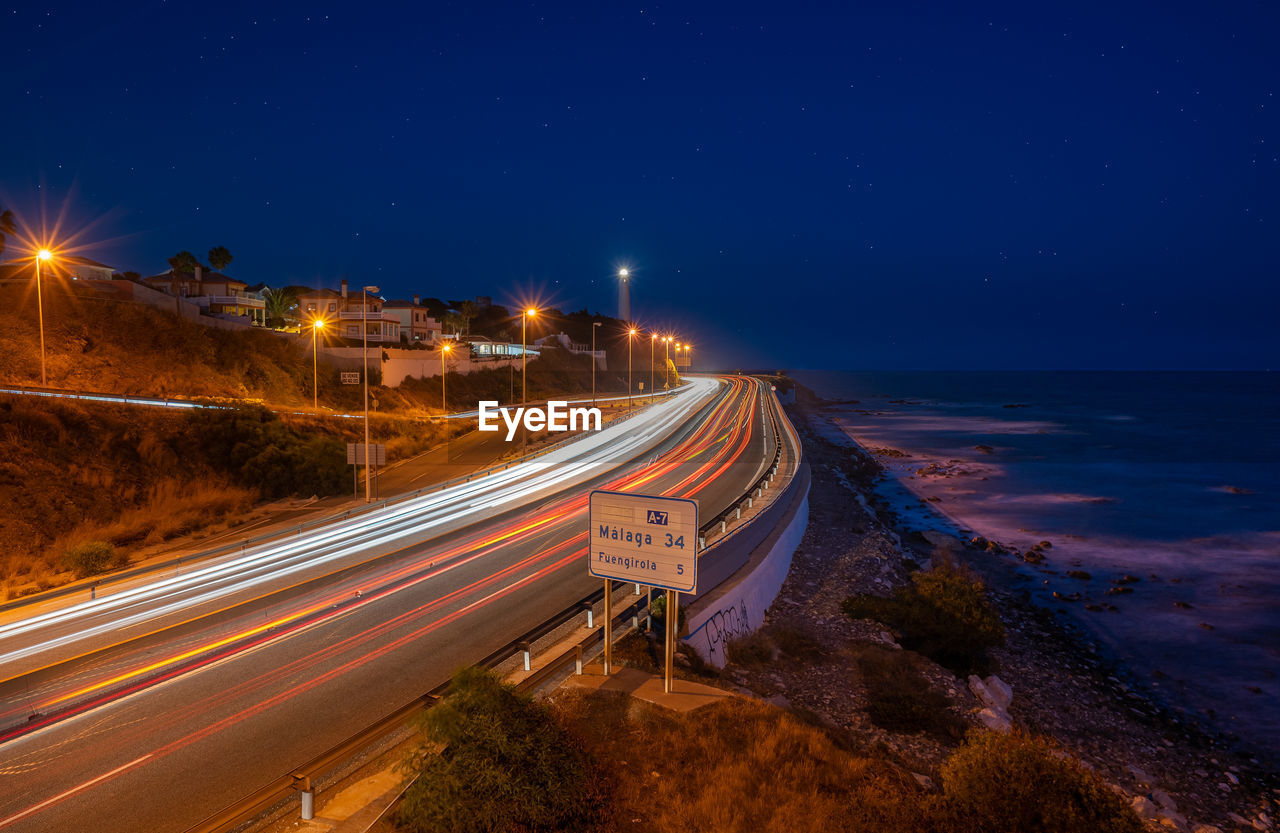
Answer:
xmin=180 ymin=376 xmax=801 ymax=833
xmin=0 ymin=384 xmax=696 ymax=616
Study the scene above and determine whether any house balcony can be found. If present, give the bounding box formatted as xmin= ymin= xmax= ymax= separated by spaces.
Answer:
xmin=204 ymin=295 xmax=266 ymax=308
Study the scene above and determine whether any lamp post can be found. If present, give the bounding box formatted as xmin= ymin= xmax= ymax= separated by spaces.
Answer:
xmin=591 ymin=321 xmax=601 ymax=406
xmin=311 ymin=317 xmax=324 ymax=409
xmin=34 ymin=249 xmax=52 ymax=387
xmin=521 ymin=307 xmax=537 ymax=405
xmin=649 ymin=332 xmax=656 ymax=402
xmin=362 ymin=285 xmax=380 ymax=503
xmin=663 ymin=336 xmax=671 ymax=389
xmin=440 ymin=342 xmax=452 ymax=413
xmin=627 ymin=327 xmax=637 ymax=409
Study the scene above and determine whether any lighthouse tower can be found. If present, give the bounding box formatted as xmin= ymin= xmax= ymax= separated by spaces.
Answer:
xmin=618 ymin=268 xmax=631 ymax=322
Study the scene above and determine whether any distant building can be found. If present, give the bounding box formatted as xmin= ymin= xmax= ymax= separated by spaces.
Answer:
xmin=0 ymin=255 xmax=116 ymax=283
xmin=534 ymin=331 xmax=606 ymax=368
xmin=298 ymin=280 xmax=400 ymax=343
xmin=383 ymin=294 xmax=443 ymax=343
xmin=141 ymin=265 xmax=265 ymax=325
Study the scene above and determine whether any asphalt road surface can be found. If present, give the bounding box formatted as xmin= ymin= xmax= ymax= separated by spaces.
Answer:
xmin=0 ymin=375 xmax=779 ymax=832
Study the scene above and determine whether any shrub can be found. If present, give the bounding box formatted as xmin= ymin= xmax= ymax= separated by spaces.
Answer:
xmin=62 ymin=541 xmax=127 ymax=578
xmin=188 ymin=406 xmax=347 ymax=498
xmin=935 ymin=730 xmax=1144 ymax=833
xmin=649 ymin=592 xmax=687 ymax=636
xmin=853 ymin=645 xmax=966 ymax=740
xmin=396 ymin=667 xmax=603 ymax=833
xmin=769 ymin=624 xmax=825 ymax=661
xmin=726 ymin=629 xmax=775 ymax=666
xmin=843 ymin=559 xmax=1005 ymax=674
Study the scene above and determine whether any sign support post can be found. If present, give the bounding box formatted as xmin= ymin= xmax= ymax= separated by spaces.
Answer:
xmin=664 ymin=590 xmax=677 ymax=693
xmin=588 ymin=489 xmax=697 ymax=690
xmin=603 ymin=580 xmax=613 ymax=675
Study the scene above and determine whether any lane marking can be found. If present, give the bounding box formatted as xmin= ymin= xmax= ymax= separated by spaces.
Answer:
xmin=0 ymin=753 xmax=152 ymax=829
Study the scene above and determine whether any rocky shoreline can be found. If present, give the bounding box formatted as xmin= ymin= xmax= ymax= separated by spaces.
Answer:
xmin=720 ymin=388 xmax=1278 ymax=833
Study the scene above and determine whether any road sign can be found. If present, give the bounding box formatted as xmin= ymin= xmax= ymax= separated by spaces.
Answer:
xmin=346 ymin=442 xmax=386 ymax=466
xmin=589 ymin=490 xmax=697 ymax=593
xmin=340 ymin=372 xmax=360 ymax=385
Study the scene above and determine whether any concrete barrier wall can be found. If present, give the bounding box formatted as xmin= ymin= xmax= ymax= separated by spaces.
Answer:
xmin=683 ymin=461 xmax=811 ymax=666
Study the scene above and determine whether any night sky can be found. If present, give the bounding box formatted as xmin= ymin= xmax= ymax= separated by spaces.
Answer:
xmin=4 ymin=1 xmax=1277 ymax=370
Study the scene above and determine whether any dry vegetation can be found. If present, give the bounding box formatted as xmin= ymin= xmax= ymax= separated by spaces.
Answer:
xmin=0 ymin=395 xmax=453 ymax=599
xmin=0 ymin=281 xmax=325 ymax=404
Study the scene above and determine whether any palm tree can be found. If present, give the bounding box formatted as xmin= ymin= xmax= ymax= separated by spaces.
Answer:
xmin=166 ymin=251 xmax=200 ymax=313
xmin=0 ymin=207 xmax=15 ymax=259
xmin=262 ymin=287 xmax=298 ymax=328
xmin=458 ymin=300 xmax=478 ymax=335
xmin=207 ymin=245 xmax=233 ymax=273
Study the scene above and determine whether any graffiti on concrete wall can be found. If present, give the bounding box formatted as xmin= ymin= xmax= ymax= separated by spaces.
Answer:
xmin=698 ymin=598 xmax=750 ymax=664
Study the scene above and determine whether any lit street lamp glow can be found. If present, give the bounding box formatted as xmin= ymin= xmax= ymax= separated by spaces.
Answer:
xmin=521 ymin=307 xmax=537 ymax=405
xmin=311 ymin=317 xmax=325 ymax=409
xmin=34 ymin=248 xmax=55 ymax=387
xmin=441 ymin=342 xmax=453 ymax=413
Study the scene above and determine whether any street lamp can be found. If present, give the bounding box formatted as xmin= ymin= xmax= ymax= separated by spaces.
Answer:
xmin=311 ymin=317 xmax=325 ymax=409
xmin=362 ymin=285 xmax=380 ymax=503
xmin=627 ymin=327 xmax=637 ymax=409
xmin=663 ymin=335 xmax=672 ymax=389
xmin=521 ymin=307 xmax=537 ymax=405
xmin=649 ymin=332 xmax=656 ymax=402
xmin=440 ymin=342 xmax=453 ymax=413
xmin=34 ymin=249 xmax=53 ymax=387
xmin=591 ymin=321 xmax=602 ymax=406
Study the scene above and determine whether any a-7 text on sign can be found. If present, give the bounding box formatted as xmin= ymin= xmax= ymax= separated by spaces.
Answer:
xmin=589 ymin=490 xmax=698 ymax=593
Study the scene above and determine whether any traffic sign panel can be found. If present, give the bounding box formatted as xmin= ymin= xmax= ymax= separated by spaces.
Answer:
xmin=589 ymin=490 xmax=698 ymax=592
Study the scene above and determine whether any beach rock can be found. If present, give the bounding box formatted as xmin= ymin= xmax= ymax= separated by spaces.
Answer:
xmin=1066 ymin=570 xmax=1092 ymax=580
xmin=1127 ymin=766 xmax=1153 ymax=789
xmin=920 ymin=530 xmax=962 ymax=550
xmin=967 ymin=674 xmax=1013 ymax=711
xmin=1174 ymin=601 xmax=1194 ymax=609
xmin=1151 ymin=789 xmax=1177 ymax=812
xmin=1132 ymin=796 xmax=1160 ymax=820
xmin=976 ymin=707 xmax=1012 ymax=733
xmin=911 ymin=772 xmax=934 ymax=790
xmin=1022 ymin=550 xmax=1046 ymax=564
xmin=1107 ymin=586 xmax=1134 ymax=595
xmin=1191 ymin=825 xmax=1222 ymax=833
xmin=973 ymin=444 xmax=995 ymax=454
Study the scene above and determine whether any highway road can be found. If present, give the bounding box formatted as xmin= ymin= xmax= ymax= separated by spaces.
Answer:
xmin=0 ymin=374 xmax=780 ymax=832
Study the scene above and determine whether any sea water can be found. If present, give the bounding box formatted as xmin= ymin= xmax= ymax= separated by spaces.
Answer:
xmin=794 ymin=370 xmax=1279 ymax=756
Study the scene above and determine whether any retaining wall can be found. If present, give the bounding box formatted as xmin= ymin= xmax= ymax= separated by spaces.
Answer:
xmin=683 ymin=461 xmax=811 ymax=666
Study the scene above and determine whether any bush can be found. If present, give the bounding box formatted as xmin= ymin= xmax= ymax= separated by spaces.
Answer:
xmin=726 ymin=629 xmax=775 ymax=666
xmin=187 ymin=406 xmax=347 ymax=498
xmin=769 ymin=624 xmax=825 ymax=661
xmin=843 ymin=559 xmax=1005 ymax=674
xmin=853 ymin=646 xmax=966 ymax=740
xmin=649 ymin=592 xmax=687 ymax=636
xmin=935 ymin=730 xmax=1144 ymax=833
xmin=62 ymin=540 xmax=127 ymax=578
xmin=396 ymin=667 xmax=603 ymax=833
